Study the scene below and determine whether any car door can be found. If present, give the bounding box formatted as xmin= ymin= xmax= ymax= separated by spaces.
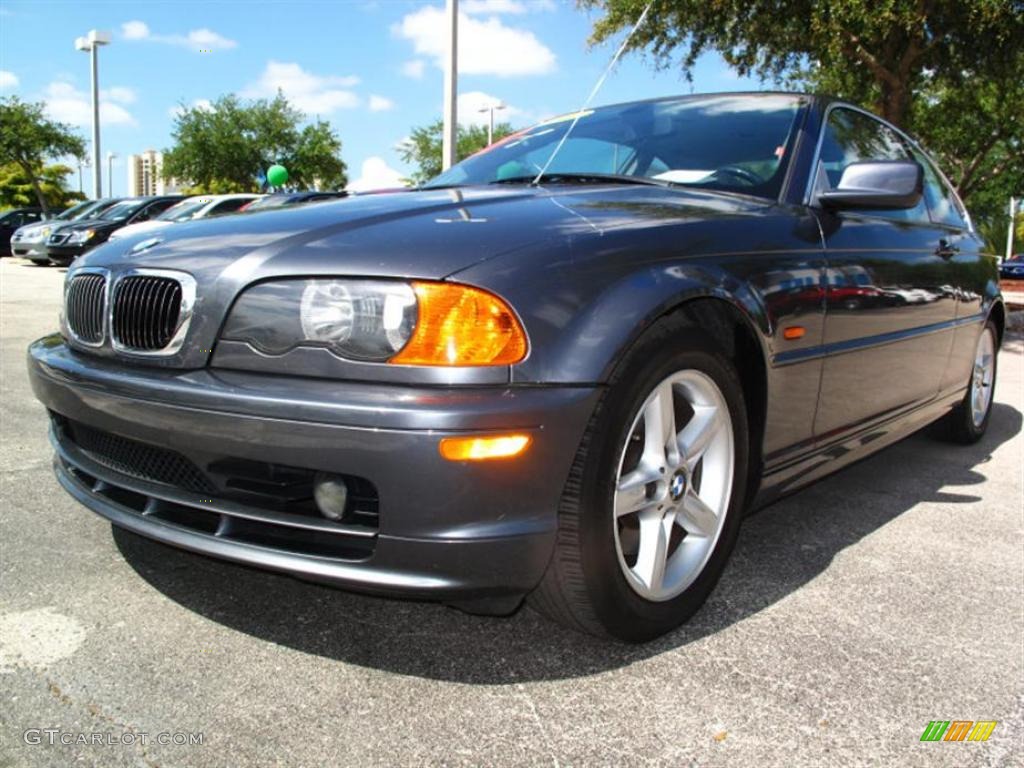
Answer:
xmin=811 ymin=106 xmax=959 ymax=437
xmin=906 ymin=146 xmax=988 ymax=399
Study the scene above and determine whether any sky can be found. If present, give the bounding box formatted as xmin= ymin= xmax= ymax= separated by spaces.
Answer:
xmin=0 ymin=0 xmax=760 ymax=196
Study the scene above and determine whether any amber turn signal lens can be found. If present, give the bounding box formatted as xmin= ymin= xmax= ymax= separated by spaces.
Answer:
xmin=389 ymin=281 xmax=528 ymax=366
xmin=783 ymin=326 xmax=806 ymax=340
xmin=439 ymin=434 xmax=532 ymax=461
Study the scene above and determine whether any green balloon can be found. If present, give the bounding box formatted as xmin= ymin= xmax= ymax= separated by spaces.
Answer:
xmin=267 ymin=164 xmax=289 ymax=187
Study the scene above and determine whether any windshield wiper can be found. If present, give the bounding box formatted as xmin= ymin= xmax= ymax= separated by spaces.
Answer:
xmin=490 ymin=172 xmax=671 ymax=188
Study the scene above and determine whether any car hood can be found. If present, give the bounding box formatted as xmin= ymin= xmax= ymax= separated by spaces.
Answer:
xmin=78 ymin=184 xmax=772 ymax=282
xmin=108 ymin=220 xmax=171 ymax=240
xmin=70 ymin=184 xmax=779 ymax=370
xmin=60 ymin=219 xmax=125 ymax=235
xmin=14 ymin=220 xmax=55 ymax=237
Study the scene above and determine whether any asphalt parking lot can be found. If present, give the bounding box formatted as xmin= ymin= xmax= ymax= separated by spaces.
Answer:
xmin=1 ymin=257 xmax=1021 ymax=767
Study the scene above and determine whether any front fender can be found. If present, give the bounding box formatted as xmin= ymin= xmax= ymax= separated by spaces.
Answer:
xmin=453 ymin=243 xmax=777 ymax=384
xmin=526 ymin=261 xmax=772 ymax=384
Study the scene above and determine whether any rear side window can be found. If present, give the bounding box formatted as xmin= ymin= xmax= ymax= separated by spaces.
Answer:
xmin=816 ymin=108 xmax=930 ymax=224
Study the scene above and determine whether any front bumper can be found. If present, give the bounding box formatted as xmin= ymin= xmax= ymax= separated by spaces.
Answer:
xmin=14 ymin=242 xmax=47 ymax=260
xmin=46 ymin=243 xmax=92 ymax=265
xmin=28 ymin=336 xmax=599 ymax=602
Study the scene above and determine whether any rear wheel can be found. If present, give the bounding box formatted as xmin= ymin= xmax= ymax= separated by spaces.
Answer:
xmin=942 ymin=320 xmax=998 ymax=444
xmin=531 ymin=313 xmax=749 ymax=641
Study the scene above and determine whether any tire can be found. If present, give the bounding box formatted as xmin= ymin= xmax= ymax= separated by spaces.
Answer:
xmin=941 ymin=320 xmax=998 ymax=444
xmin=530 ymin=312 xmax=749 ymax=641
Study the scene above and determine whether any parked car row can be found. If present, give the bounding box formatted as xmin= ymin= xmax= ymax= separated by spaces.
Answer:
xmin=107 ymin=194 xmax=260 ymax=242
xmin=6 ymin=190 xmax=348 ymax=267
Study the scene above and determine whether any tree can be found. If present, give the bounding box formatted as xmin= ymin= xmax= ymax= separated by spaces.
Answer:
xmin=0 ymin=97 xmax=86 ymax=215
xmin=162 ymin=93 xmax=347 ymax=193
xmin=0 ymin=162 xmax=85 ymax=210
xmin=582 ymin=1 xmax=1024 ymax=220
xmin=398 ymin=120 xmax=517 ymax=185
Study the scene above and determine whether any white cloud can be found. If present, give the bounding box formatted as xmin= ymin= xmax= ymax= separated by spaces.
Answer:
xmin=120 ymin=20 xmax=237 ymax=51
xmin=457 ymin=90 xmax=522 ymax=127
xmin=121 ymin=20 xmax=149 ymax=39
xmin=243 ymin=61 xmax=359 ymax=114
xmin=168 ymin=98 xmax=213 ymax=118
xmin=347 ymin=156 xmax=409 ymax=193
xmin=401 ymin=59 xmax=426 ymax=79
xmin=102 ymin=86 xmax=137 ymax=104
xmin=393 ymin=6 xmax=556 ymax=77
xmin=186 ymin=28 xmax=237 ymax=51
xmin=0 ymin=70 xmax=18 ymax=90
xmin=368 ymin=95 xmax=395 ymax=112
xmin=42 ymin=81 xmax=136 ymax=127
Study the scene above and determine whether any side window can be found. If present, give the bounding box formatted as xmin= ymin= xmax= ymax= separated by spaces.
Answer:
xmin=139 ymin=200 xmax=175 ymax=221
xmin=908 ymin=147 xmax=968 ymax=229
xmin=816 ymin=108 xmax=930 ymax=224
xmin=210 ymin=198 xmax=249 ymax=215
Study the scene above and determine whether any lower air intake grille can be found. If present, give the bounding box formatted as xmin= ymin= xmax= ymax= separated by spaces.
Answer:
xmin=65 ymin=273 xmax=107 ymax=344
xmin=63 ymin=419 xmax=214 ymax=494
xmin=112 ymin=275 xmax=183 ymax=351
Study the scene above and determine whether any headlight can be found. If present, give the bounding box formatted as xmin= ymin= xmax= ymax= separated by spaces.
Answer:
xmin=68 ymin=229 xmax=95 ymax=244
xmin=220 ymin=279 xmax=527 ymax=366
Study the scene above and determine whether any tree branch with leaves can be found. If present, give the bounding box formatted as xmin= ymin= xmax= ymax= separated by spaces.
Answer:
xmin=0 ymin=97 xmax=86 ymax=215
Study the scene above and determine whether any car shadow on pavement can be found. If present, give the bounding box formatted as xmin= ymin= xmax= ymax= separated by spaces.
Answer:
xmin=113 ymin=401 xmax=1021 ymax=683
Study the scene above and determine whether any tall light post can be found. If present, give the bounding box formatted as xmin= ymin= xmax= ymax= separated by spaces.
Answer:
xmin=74 ymin=30 xmax=111 ymax=199
xmin=106 ymin=152 xmax=117 ymax=197
xmin=1007 ymin=197 xmax=1019 ymax=262
xmin=77 ymin=156 xmax=90 ymax=194
xmin=477 ymin=103 xmax=506 ymax=145
xmin=441 ymin=0 xmax=458 ymax=170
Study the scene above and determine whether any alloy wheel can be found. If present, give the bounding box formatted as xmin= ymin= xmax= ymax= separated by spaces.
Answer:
xmin=612 ymin=369 xmax=734 ymax=602
xmin=970 ymin=327 xmax=996 ymax=427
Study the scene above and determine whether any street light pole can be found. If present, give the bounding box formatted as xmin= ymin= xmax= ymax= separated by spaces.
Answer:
xmin=441 ymin=0 xmax=458 ymax=170
xmin=477 ymin=104 xmax=506 ymax=145
xmin=107 ymin=152 xmax=117 ymax=197
xmin=77 ymin=156 xmax=90 ymax=194
xmin=75 ymin=30 xmax=111 ymax=199
xmin=1007 ymin=196 xmax=1017 ymax=263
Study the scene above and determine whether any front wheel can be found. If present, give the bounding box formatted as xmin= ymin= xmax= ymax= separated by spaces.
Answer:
xmin=531 ymin=314 xmax=749 ymax=641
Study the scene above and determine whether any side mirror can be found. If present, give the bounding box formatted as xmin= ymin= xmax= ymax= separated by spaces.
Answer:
xmin=818 ymin=160 xmax=923 ymax=211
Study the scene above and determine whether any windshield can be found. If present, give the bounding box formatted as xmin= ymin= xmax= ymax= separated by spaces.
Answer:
xmin=57 ymin=201 xmax=96 ymax=221
xmin=157 ymin=199 xmax=208 ymax=222
xmin=425 ymin=94 xmax=805 ymax=199
xmin=99 ymin=199 xmax=147 ymax=221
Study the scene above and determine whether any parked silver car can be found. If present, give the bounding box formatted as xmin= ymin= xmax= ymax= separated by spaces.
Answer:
xmin=12 ymin=199 xmax=120 ymax=264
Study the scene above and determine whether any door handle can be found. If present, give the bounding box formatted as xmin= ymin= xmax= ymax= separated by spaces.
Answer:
xmin=936 ymin=240 xmax=960 ymax=259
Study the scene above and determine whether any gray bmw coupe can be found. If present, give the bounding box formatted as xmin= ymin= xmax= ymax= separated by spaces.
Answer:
xmin=28 ymin=93 xmax=1004 ymax=640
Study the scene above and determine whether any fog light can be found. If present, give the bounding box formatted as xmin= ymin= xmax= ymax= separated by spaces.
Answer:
xmin=313 ymin=473 xmax=348 ymax=521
